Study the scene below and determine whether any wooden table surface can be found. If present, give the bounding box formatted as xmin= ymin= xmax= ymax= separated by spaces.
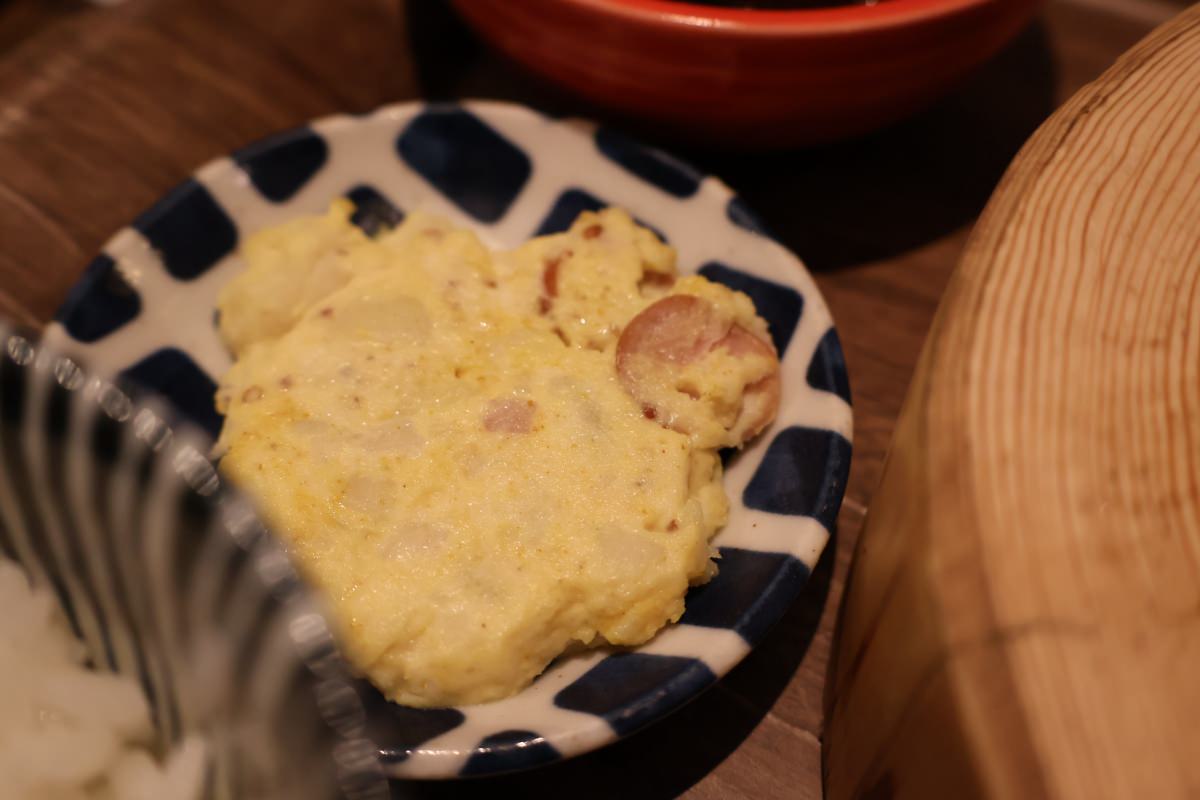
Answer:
xmin=0 ymin=0 xmax=1186 ymax=797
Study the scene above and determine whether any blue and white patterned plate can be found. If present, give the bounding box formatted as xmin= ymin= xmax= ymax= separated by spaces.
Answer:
xmin=43 ymin=101 xmax=853 ymax=779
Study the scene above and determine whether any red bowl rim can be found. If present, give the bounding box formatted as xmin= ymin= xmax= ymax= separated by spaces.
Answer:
xmin=566 ymin=0 xmax=993 ymax=34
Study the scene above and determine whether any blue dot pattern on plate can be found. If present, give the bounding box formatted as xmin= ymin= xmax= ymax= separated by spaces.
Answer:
xmin=344 ymin=185 xmax=405 ymax=236
xmin=359 ymin=685 xmax=466 ymax=765
xmin=726 ymin=195 xmax=774 ymax=238
xmin=535 ymin=187 xmax=669 ymax=243
xmin=535 ymin=187 xmax=604 ymax=236
xmin=117 ymin=349 xmax=222 ymax=438
xmin=679 ymin=547 xmax=811 ymax=645
xmin=233 ymin=128 xmax=329 ymax=203
xmin=554 ymin=652 xmax=717 ymax=737
xmin=460 ymin=730 xmax=561 ymax=776
xmin=697 ymin=262 xmax=803 ymax=356
xmin=397 ymin=107 xmax=531 ymax=223
xmin=807 ymin=327 xmax=852 ymax=404
xmin=743 ymin=426 xmax=853 ymax=532
xmin=132 ymin=180 xmax=237 ymax=281
xmin=54 ymin=255 xmax=141 ymax=343
xmin=594 ymin=127 xmax=701 ymax=199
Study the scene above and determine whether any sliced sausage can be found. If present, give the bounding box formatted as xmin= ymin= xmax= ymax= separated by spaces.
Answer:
xmin=616 ymin=294 xmax=780 ymax=446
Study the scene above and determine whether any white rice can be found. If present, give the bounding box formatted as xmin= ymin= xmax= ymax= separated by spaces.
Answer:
xmin=0 ymin=559 xmax=205 ymax=800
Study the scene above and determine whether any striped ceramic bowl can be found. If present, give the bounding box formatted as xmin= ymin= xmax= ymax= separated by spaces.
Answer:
xmin=0 ymin=325 xmax=388 ymax=800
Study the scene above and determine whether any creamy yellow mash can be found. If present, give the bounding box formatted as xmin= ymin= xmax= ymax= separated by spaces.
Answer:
xmin=214 ymin=202 xmax=779 ymax=707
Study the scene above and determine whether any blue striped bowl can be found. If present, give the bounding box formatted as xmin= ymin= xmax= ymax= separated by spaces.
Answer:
xmin=0 ymin=325 xmax=388 ymax=799
xmin=43 ymin=101 xmax=853 ymax=779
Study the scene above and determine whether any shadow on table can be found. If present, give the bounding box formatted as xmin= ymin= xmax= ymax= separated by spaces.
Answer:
xmin=389 ymin=525 xmax=840 ymax=800
xmin=406 ymin=0 xmax=1058 ymax=272
xmin=695 ymin=21 xmax=1058 ymax=272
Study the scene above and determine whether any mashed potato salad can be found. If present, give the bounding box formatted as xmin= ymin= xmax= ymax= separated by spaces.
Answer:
xmin=0 ymin=560 xmax=204 ymax=800
xmin=214 ymin=204 xmax=780 ymax=707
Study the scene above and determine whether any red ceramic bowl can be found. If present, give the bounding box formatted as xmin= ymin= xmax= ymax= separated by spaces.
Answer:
xmin=450 ymin=0 xmax=1043 ymax=147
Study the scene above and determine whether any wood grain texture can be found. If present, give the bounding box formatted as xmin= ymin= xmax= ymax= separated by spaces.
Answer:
xmin=0 ymin=1 xmax=1172 ymax=797
xmin=825 ymin=5 xmax=1200 ymax=799
xmin=0 ymin=0 xmax=406 ymax=327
